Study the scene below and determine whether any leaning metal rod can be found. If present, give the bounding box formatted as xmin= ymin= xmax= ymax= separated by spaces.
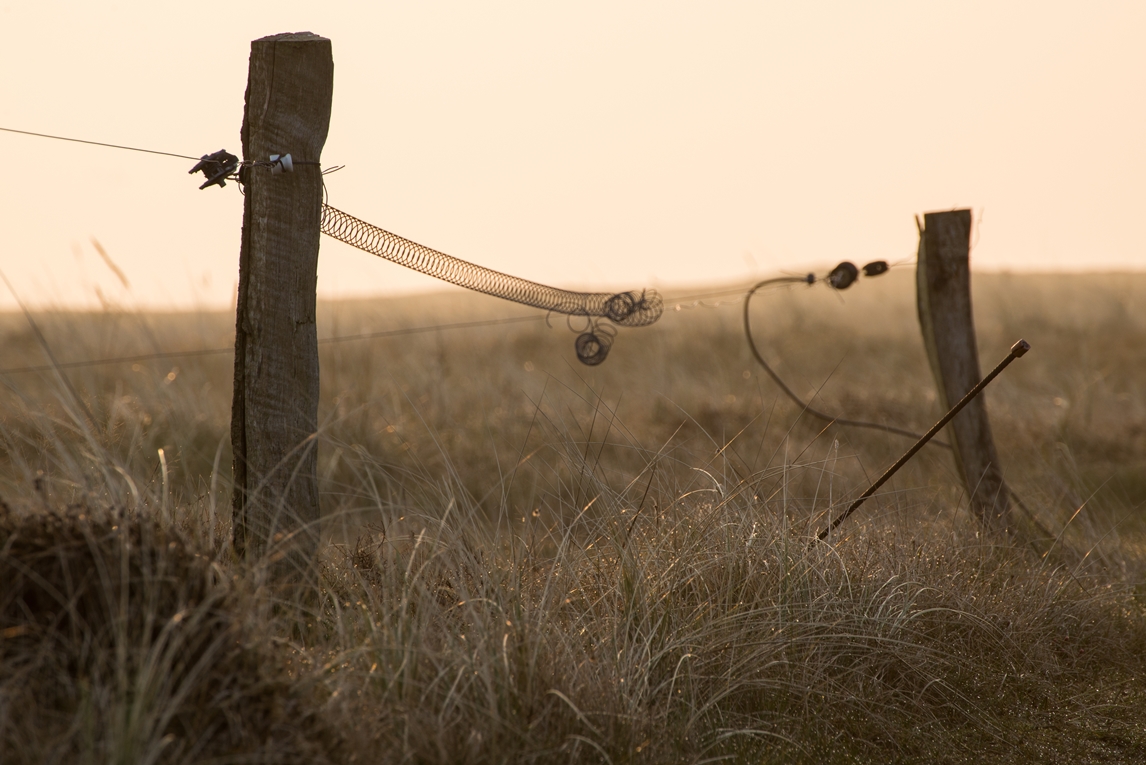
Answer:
xmin=816 ymin=339 xmax=1031 ymax=542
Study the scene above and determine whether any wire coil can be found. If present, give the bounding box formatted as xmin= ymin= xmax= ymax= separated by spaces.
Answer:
xmin=319 ymin=204 xmax=663 ymax=364
xmin=320 ymin=205 xmax=662 ymax=327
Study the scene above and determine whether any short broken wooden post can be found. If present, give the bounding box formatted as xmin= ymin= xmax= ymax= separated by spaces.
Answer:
xmin=231 ymin=32 xmax=333 ymax=577
xmin=916 ymin=209 xmax=1013 ymax=531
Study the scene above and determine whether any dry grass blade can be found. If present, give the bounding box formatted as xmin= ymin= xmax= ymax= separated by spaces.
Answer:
xmin=1 ymin=273 xmax=1145 ymax=762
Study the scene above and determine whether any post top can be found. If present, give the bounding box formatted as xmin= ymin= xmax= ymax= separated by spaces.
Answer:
xmin=255 ymin=31 xmax=329 ymax=43
xmin=922 ymin=208 xmax=972 ymax=223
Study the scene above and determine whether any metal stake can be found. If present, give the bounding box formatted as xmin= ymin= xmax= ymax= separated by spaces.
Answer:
xmin=817 ymin=339 xmax=1031 ymax=542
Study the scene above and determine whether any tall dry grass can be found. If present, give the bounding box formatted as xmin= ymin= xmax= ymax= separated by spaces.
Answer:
xmin=1 ymin=271 xmax=1145 ymax=762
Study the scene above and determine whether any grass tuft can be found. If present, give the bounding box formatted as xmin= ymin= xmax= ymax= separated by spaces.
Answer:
xmin=1 ymin=272 xmax=1145 ymax=762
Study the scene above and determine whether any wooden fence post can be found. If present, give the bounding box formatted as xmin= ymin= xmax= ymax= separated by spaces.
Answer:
xmin=916 ymin=209 xmax=1013 ymax=531
xmin=231 ymin=32 xmax=333 ymax=576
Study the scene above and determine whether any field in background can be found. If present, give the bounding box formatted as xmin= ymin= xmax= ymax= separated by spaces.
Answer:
xmin=2 ymin=271 xmax=1145 ymax=762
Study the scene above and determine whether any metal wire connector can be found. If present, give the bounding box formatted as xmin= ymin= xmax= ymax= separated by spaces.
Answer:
xmin=825 ymin=260 xmax=890 ymax=290
xmin=188 ymin=150 xmax=239 ymax=189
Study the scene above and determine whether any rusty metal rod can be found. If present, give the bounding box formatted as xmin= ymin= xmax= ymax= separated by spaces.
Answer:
xmin=817 ymin=338 xmax=1031 ymax=542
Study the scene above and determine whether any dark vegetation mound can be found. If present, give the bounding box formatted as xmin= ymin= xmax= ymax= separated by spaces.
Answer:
xmin=0 ymin=502 xmax=339 ymax=764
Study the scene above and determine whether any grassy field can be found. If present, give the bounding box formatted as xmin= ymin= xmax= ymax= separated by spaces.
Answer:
xmin=1 ymin=270 xmax=1145 ymax=763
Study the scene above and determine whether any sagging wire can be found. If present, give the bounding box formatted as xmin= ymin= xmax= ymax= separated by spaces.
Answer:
xmin=316 ymin=204 xmax=662 ymax=365
xmin=186 ymin=144 xmax=664 ymax=365
xmin=4 ymin=124 xmax=1055 ymax=541
xmin=740 ymin=261 xmax=1050 ymax=539
xmin=2 ymin=124 xmax=666 ymax=365
xmin=742 ymin=261 xmax=951 ymax=449
xmin=190 ymin=148 xmax=665 ymax=365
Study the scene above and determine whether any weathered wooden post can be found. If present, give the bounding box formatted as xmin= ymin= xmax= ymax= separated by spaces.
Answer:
xmin=916 ymin=210 xmax=1013 ymax=531
xmin=231 ymin=32 xmax=333 ymax=576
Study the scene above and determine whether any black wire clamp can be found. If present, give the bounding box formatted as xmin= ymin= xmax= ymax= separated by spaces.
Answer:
xmin=188 ymin=150 xmax=239 ymax=189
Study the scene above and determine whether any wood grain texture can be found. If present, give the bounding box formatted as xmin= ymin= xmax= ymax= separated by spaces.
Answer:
xmin=231 ymin=32 xmax=333 ymax=572
xmin=916 ymin=210 xmax=1012 ymax=530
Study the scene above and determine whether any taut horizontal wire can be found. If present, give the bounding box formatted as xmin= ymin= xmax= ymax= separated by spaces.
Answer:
xmin=316 ymin=314 xmax=543 ymax=344
xmin=0 ymin=315 xmax=545 ymax=376
xmin=0 ymin=126 xmax=202 ymax=161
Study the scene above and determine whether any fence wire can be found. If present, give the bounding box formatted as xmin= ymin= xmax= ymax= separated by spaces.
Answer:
xmin=320 ymin=204 xmax=663 ymax=329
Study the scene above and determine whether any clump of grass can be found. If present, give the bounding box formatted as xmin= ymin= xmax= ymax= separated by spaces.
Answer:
xmin=312 ymin=437 xmax=1146 ymax=763
xmin=2 ymin=274 xmax=1145 ymax=762
xmin=0 ymin=500 xmax=342 ymax=764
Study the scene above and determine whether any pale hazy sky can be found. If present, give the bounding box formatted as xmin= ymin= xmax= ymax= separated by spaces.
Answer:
xmin=1 ymin=1 xmax=1143 ymax=309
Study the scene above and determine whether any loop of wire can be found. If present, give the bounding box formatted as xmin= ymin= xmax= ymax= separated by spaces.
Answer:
xmin=574 ymin=321 xmax=617 ymax=366
xmin=741 ymin=268 xmax=951 ymax=449
xmin=319 ymin=204 xmax=664 ymax=329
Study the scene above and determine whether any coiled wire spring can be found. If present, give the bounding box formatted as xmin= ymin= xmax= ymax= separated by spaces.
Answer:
xmin=320 ymin=204 xmax=663 ymax=364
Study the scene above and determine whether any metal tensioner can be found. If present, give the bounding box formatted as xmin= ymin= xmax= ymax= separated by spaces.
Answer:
xmin=188 ymin=150 xmax=239 ymax=189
